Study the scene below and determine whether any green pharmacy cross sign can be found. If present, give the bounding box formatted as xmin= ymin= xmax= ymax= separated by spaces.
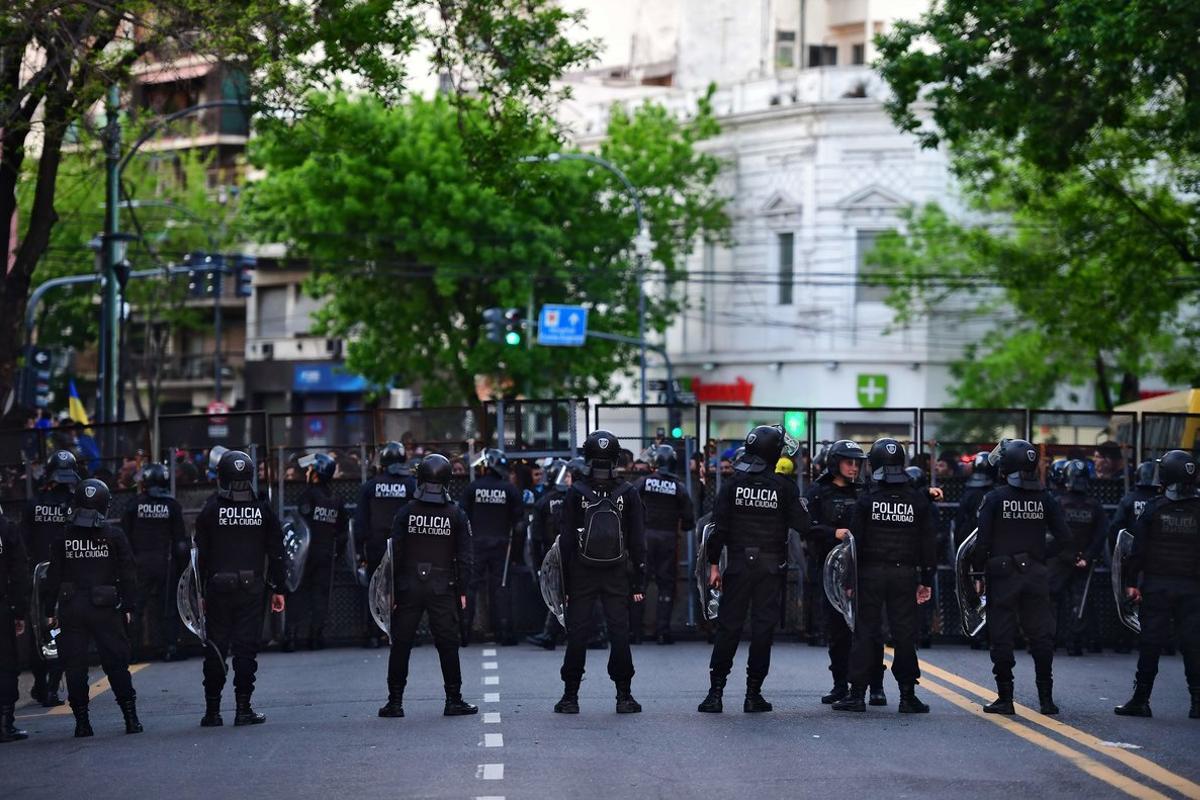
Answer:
xmin=856 ymin=374 xmax=888 ymax=409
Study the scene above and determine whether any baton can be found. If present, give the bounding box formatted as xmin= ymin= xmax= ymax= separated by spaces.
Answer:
xmin=1075 ymin=560 xmax=1097 ymax=621
xmin=500 ymin=531 xmax=514 ymax=589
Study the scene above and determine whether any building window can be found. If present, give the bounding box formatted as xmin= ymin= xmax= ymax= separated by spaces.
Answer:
xmin=778 ymin=232 xmax=794 ymax=305
xmin=855 ymin=230 xmax=891 ymax=303
xmin=257 ymin=285 xmax=289 ymax=338
xmin=852 ymin=43 xmax=866 ymax=65
xmin=776 ymin=31 xmax=796 ymax=69
xmin=808 ymin=45 xmax=838 ymax=67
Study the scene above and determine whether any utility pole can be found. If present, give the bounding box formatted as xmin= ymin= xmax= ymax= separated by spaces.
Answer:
xmin=101 ymin=85 xmax=121 ymax=424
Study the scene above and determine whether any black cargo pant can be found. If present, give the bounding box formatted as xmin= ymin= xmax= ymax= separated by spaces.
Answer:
xmin=561 ymin=562 xmax=633 ymax=685
xmin=1050 ymin=560 xmax=1097 ymax=649
xmin=387 ymin=569 xmax=462 ymax=691
xmin=709 ymin=552 xmax=782 ymax=684
xmin=57 ymin=592 xmax=135 ymax=709
xmin=824 ymin=587 xmax=885 ymax=690
xmin=203 ymin=582 xmax=266 ymax=697
xmin=850 ymin=563 xmax=921 ymax=687
xmin=27 ymin=583 xmax=62 ymax=698
xmin=987 ymin=558 xmax=1055 ymax=683
xmin=130 ymin=557 xmax=178 ymax=657
xmin=1134 ymin=576 xmax=1200 ymax=688
xmin=0 ymin=604 xmax=18 ymax=706
xmin=286 ymin=554 xmax=334 ymax=639
xmin=468 ymin=538 xmax=511 ymax=641
xmin=631 ymin=528 xmax=678 ymax=638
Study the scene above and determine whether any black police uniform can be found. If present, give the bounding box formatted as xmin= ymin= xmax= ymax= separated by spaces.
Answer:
xmin=21 ymin=483 xmax=73 ymax=703
xmin=1053 ymin=490 xmax=1109 ymax=653
xmin=0 ymin=513 xmax=30 ymax=741
xmin=843 ymin=483 xmax=936 ymax=705
xmin=462 ymin=473 xmax=523 ymax=643
xmin=355 ymin=470 xmax=416 ymax=643
xmin=558 ymin=477 xmax=646 ymax=692
xmin=805 ymin=475 xmax=884 ymax=699
xmin=706 ymin=468 xmax=810 ymax=701
xmin=1107 ymin=484 xmax=1160 ymax=653
xmin=287 ymin=484 xmax=348 ymax=646
xmin=44 ymin=519 xmax=139 ymax=728
xmin=385 ymin=498 xmax=473 ymax=700
xmin=194 ymin=492 xmax=285 ymax=705
xmin=122 ymin=491 xmax=188 ymax=659
xmin=632 ymin=470 xmax=695 ymax=641
xmin=955 ymin=485 xmax=990 ymax=550
xmin=1124 ymin=493 xmax=1200 ymax=713
xmin=973 ymin=484 xmax=1071 ymax=706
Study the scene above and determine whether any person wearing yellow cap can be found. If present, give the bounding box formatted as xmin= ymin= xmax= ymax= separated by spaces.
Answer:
xmin=775 ymin=457 xmax=795 ymax=476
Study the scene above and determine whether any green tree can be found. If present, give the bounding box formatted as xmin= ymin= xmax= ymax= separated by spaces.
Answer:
xmin=1 ymin=0 xmax=594 ymax=414
xmin=871 ymin=0 xmax=1200 ymax=408
xmin=246 ymin=92 xmax=728 ymax=411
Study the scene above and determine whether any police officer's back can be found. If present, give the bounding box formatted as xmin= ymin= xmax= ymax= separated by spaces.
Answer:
xmin=632 ymin=444 xmax=695 ymax=644
xmin=355 ymin=441 xmax=416 ymax=571
xmin=0 ymin=506 xmax=31 ymax=742
xmin=1054 ymin=460 xmax=1110 ymax=654
xmin=121 ymin=463 xmax=187 ymax=661
xmin=955 ymin=451 xmax=995 ymax=549
xmin=462 ymin=449 xmax=523 ymax=645
xmin=285 ymin=453 xmax=349 ymax=651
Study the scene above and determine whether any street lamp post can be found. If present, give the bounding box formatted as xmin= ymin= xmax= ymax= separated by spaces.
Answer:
xmin=520 ymin=152 xmax=654 ymax=439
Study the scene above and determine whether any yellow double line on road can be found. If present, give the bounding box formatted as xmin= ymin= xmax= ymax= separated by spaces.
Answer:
xmin=885 ymin=649 xmax=1200 ymax=799
xmin=41 ymin=663 xmax=151 ymax=717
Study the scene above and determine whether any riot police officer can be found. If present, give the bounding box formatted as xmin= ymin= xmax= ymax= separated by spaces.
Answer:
xmin=194 ymin=450 xmax=286 ymax=728
xmin=971 ymin=440 xmax=1071 ymax=716
xmin=526 ymin=459 xmax=574 ymax=650
xmin=0 ymin=506 xmax=31 ymax=742
xmin=1114 ymin=450 xmax=1200 ymax=719
xmin=832 ymin=439 xmax=936 ymax=714
xmin=805 ymin=440 xmax=887 ymax=705
xmin=284 ymin=453 xmax=348 ymax=652
xmin=1053 ymin=460 xmax=1110 ymax=655
xmin=122 ymin=463 xmax=188 ymax=662
xmin=462 ymin=449 xmax=523 ymax=646
xmin=955 ymin=451 xmax=995 ymax=549
xmin=632 ymin=444 xmax=695 ymax=645
xmin=355 ymin=442 xmax=416 ymax=647
xmin=555 ymin=431 xmax=646 ymax=714
xmin=1107 ymin=461 xmax=1162 ymax=654
xmin=699 ymin=425 xmax=810 ymax=714
xmin=44 ymin=479 xmax=142 ymax=737
xmin=21 ymin=449 xmax=78 ymax=707
xmin=377 ymin=454 xmax=477 ymax=719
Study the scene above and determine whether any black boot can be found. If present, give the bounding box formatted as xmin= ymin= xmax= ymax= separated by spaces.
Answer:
xmin=743 ymin=677 xmax=773 ymax=713
xmin=73 ymin=706 xmax=93 ymax=738
xmin=1036 ymin=679 xmax=1059 ymax=715
xmin=869 ymin=686 xmax=888 ymax=707
xmin=832 ymin=685 xmax=866 ymax=712
xmin=444 ymin=685 xmax=478 ymax=716
xmin=1113 ymin=681 xmax=1153 ymax=718
xmin=378 ymin=685 xmax=405 ymax=718
xmin=898 ymin=684 xmax=930 ymax=714
xmin=42 ymin=688 xmax=64 ymax=708
xmin=233 ymin=693 xmax=265 ymax=726
xmin=1189 ymin=687 xmax=1200 ymax=720
xmin=615 ymin=681 xmax=642 ymax=714
xmin=281 ymin=633 xmax=296 ymax=653
xmin=698 ymin=674 xmax=725 ymax=713
xmin=0 ymin=705 xmax=27 ymax=743
xmin=200 ymin=695 xmax=223 ymax=727
xmin=821 ymin=682 xmax=848 ymax=705
xmin=118 ymin=698 xmax=144 ymax=734
xmin=554 ymin=681 xmax=580 ymax=714
xmin=984 ymin=680 xmax=1015 ymax=715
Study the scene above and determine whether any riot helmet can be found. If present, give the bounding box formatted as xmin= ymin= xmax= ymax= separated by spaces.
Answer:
xmin=965 ymin=451 xmax=996 ymax=489
xmin=566 ymin=456 xmax=587 ymax=482
xmin=1065 ymin=459 xmax=1091 ymax=493
xmin=737 ymin=425 xmax=797 ymax=474
xmin=868 ymin=438 xmax=908 ymax=484
xmin=1157 ymin=449 xmax=1197 ymax=501
xmin=547 ymin=459 xmax=570 ymax=491
xmin=300 ymin=452 xmax=337 ymax=484
xmin=379 ymin=441 xmax=408 ymax=476
xmin=905 ymin=465 xmax=928 ymax=490
xmin=415 ymin=453 xmax=451 ymax=503
xmin=1134 ymin=460 xmax=1160 ymax=489
xmin=471 ymin=448 xmax=509 ymax=479
xmin=141 ymin=463 xmax=170 ymax=498
xmin=582 ymin=431 xmax=621 ymax=480
xmin=651 ymin=444 xmax=678 ymax=475
xmin=70 ymin=478 xmax=111 ymax=528
xmin=207 ymin=445 xmax=229 ymax=480
xmin=1048 ymin=458 xmax=1069 ymax=490
xmin=827 ymin=439 xmax=866 ymax=484
xmin=991 ymin=439 xmax=1041 ymax=490
xmin=217 ymin=450 xmax=256 ymax=502
xmin=46 ymin=450 xmax=80 ymax=486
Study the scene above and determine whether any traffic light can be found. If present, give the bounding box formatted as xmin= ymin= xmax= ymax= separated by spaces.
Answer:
xmin=483 ymin=307 xmax=523 ymax=345
xmin=233 ymin=254 xmax=256 ymax=297
xmin=783 ymin=410 xmax=807 ymax=439
xmin=503 ymin=308 xmax=523 ymax=346
xmin=668 ymin=406 xmax=684 ymax=439
xmin=185 ymin=252 xmax=214 ymax=297
xmin=483 ymin=308 xmax=505 ymax=343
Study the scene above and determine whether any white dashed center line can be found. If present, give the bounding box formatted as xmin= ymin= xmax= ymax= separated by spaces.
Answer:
xmin=484 ymin=693 xmax=500 ymax=703
xmin=483 ymin=675 xmax=500 ymax=685
xmin=482 ymin=648 xmax=497 ymax=657
xmin=477 ymin=764 xmax=504 ymax=780
xmin=477 ymin=646 xmax=505 ymax=791
xmin=483 ymin=661 xmax=498 ymax=670
xmin=484 ymin=733 xmax=504 ymax=748
xmin=483 ymin=712 xmax=501 ymax=724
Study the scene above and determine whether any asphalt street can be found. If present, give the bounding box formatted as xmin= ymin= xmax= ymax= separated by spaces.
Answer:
xmin=3 ymin=640 xmax=1198 ymax=800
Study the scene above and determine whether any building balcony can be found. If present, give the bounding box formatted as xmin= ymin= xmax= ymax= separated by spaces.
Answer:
xmin=130 ymin=351 xmax=243 ymax=387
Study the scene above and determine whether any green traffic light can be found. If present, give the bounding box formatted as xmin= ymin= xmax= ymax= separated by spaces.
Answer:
xmin=783 ymin=410 xmax=806 ymax=438
xmin=505 ymin=331 xmax=522 ymax=346
xmin=671 ymin=426 xmax=684 ymax=438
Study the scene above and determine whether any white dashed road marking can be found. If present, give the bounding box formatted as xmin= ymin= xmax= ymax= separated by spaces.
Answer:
xmin=483 ymin=712 xmax=501 ymax=723
xmin=484 ymin=693 xmax=500 ymax=703
xmin=478 ymin=764 xmax=504 ymax=780
xmin=484 ymin=675 xmax=500 ymax=685
xmin=483 ymin=661 xmax=498 ymax=670
xmin=484 ymin=733 xmax=504 ymax=748
xmin=482 ymin=648 xmax=497 ymax=656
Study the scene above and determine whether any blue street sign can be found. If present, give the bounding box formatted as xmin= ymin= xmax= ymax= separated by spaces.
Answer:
xmin=538 ymin=304 xmax=588 ymax=347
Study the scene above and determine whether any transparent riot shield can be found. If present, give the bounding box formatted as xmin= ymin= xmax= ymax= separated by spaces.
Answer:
xmin=345 ymin=522 xmax=368 ymax=587
xmin=955 ymin=529 xmax=987 ymax=637
xmin=30 ymin=561 xmax=58 ymax=660
xmin=539 ymin=536 xmax=566 ymax=628
xmin=694 ymin=521 xmax=725 ymax=622
xmin=823 ymin=532 xmax=858 ymax=631
xmin=368 ymin=538 xmax=394 ymax=635
xmin=1112 ymin=529 xmax=1140 ymax=633
xmin=282 ymin=511 xmax=312 ymax=594
xmin=176 ymin=545 xmax=206 ymax=642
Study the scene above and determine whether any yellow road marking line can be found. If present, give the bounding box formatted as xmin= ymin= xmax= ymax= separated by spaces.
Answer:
xmin=909 ymin=653 xmax=1200 ymax=799
xmin=914 ymin=673 xmax=1171 ymax=800
xmin=48 ymin=662 xmax=150 ymax=716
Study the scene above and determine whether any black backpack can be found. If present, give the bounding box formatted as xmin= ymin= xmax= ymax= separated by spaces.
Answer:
xmin=576 ymin=483 xmax=627 ymax=565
